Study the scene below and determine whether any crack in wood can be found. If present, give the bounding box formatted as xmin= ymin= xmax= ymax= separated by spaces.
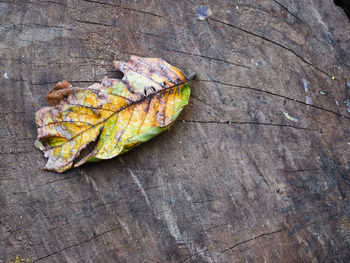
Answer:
xmin=203 ymin=223 xmax=230 ymax=232
xmin=32 ymin=226 xmax=121 ymax=262
xmin=11 ymin=174 xmax=80 ymax=195
xmin=195 ymin=79 xmax=350 ymax=120
xmin=178 ymin=248 xmax=209 ymax=263
xmin=163 ymin=48 xmax=251 ymax=69
xmin=244 ymin=148 xmax=271 ymax=188
xmin=177 ymin=120 xmax=318 ymax=131
xmin=219 ymin=228 xmax=287 ymax=255
xmin=72 ymin=19 xmax=113 ymax=27
xmin=270 ymin=0 xmax=332 ymax=48
xmin=80 ymin=0 xmax=182 ymax=26
xmin=209 ymin=17 xmax=333 ymax=78
xmin=269 ymin=0 xmax=333 ymax=49
xmin=280 ymin=168 xmax=320 ymax=173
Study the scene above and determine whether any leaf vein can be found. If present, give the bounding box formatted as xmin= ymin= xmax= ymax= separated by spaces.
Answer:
xmin=44 ymin=81 xmax=189 ymax=152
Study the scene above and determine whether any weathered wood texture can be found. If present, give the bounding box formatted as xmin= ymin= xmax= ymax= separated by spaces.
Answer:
xmin=1 ymin=0 xmax=350 ymax=262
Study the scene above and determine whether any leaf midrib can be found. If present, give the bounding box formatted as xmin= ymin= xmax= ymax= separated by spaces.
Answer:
xmin=46 ymin=79 xmax=190 ymax=151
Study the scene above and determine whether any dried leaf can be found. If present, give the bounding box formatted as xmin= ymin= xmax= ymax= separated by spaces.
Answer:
xmin=35 ymin=56 xmax=191 ymax=172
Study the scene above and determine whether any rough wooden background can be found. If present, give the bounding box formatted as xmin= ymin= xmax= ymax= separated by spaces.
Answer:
xmin=1 ymin=0 xmax=350 ymax=262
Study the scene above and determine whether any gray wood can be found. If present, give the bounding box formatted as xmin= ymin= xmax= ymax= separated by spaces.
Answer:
xmin=1 ymin=0 xmax=350 ymax=262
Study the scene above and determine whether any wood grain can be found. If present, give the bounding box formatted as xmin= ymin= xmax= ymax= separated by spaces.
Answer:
xmin=1 ymin=0 xmax=349 ymax=262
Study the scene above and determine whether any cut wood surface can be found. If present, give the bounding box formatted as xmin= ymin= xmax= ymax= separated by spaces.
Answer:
xmin=1 ymin=0 xmax=350 ymax=262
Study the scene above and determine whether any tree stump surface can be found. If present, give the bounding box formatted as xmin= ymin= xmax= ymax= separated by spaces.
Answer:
xmin=1 ymin=1 xmax=350 ymax=262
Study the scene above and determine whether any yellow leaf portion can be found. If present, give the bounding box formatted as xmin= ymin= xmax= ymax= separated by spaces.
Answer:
xmin=35 ymin=56 xmax=191 ymax=172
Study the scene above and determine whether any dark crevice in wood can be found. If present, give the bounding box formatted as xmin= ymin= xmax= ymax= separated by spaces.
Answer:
xmin=163 ymin=48 xmax=251 ymax=69
xmin=72 ymin=19 xmax=113 ymax=27
xmin=220 ymin=228 xmax=287 ymax=255
xmin=178 ymin=249 xmax=209 ymax=263
xmin=270 ymin=0 xmax=330 ymax=48
xmin=17 ymin=22 xmax=73 ymax=31
xmin=80 ymin=0 xmax=182 ymax=26
xmin=177 ymin=120 xmax=318 ymax=131
xmin=209 ymin=17 xmax=333 ymax=78
xmin=41 ymin=0 xmax=65 ymax=5
xmin=203 ymin=224 xmax=230 ymax=232
xmin=195 ymin=79 xmax=350 ymax=120
xmin=141 ymin=31 xmax=169 ymax=40
xmin=270 ymin=0 xmax=330 ymax=47
xmin=280 ymin=168 xmax=320 ymax=173
xmin=271 ymin=0 xmax=308 ymax=25
xmin=32 ymin=226 xmax=122 ymax=262
xmin=11 ymin=174 xmax=80 ymax=195
xmin=244 ymin=149 xmax=271 ymax=188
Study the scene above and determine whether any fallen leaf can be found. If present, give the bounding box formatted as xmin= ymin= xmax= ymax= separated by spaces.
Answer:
xmin=35 ymin=56 xmax=191 ymax=172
